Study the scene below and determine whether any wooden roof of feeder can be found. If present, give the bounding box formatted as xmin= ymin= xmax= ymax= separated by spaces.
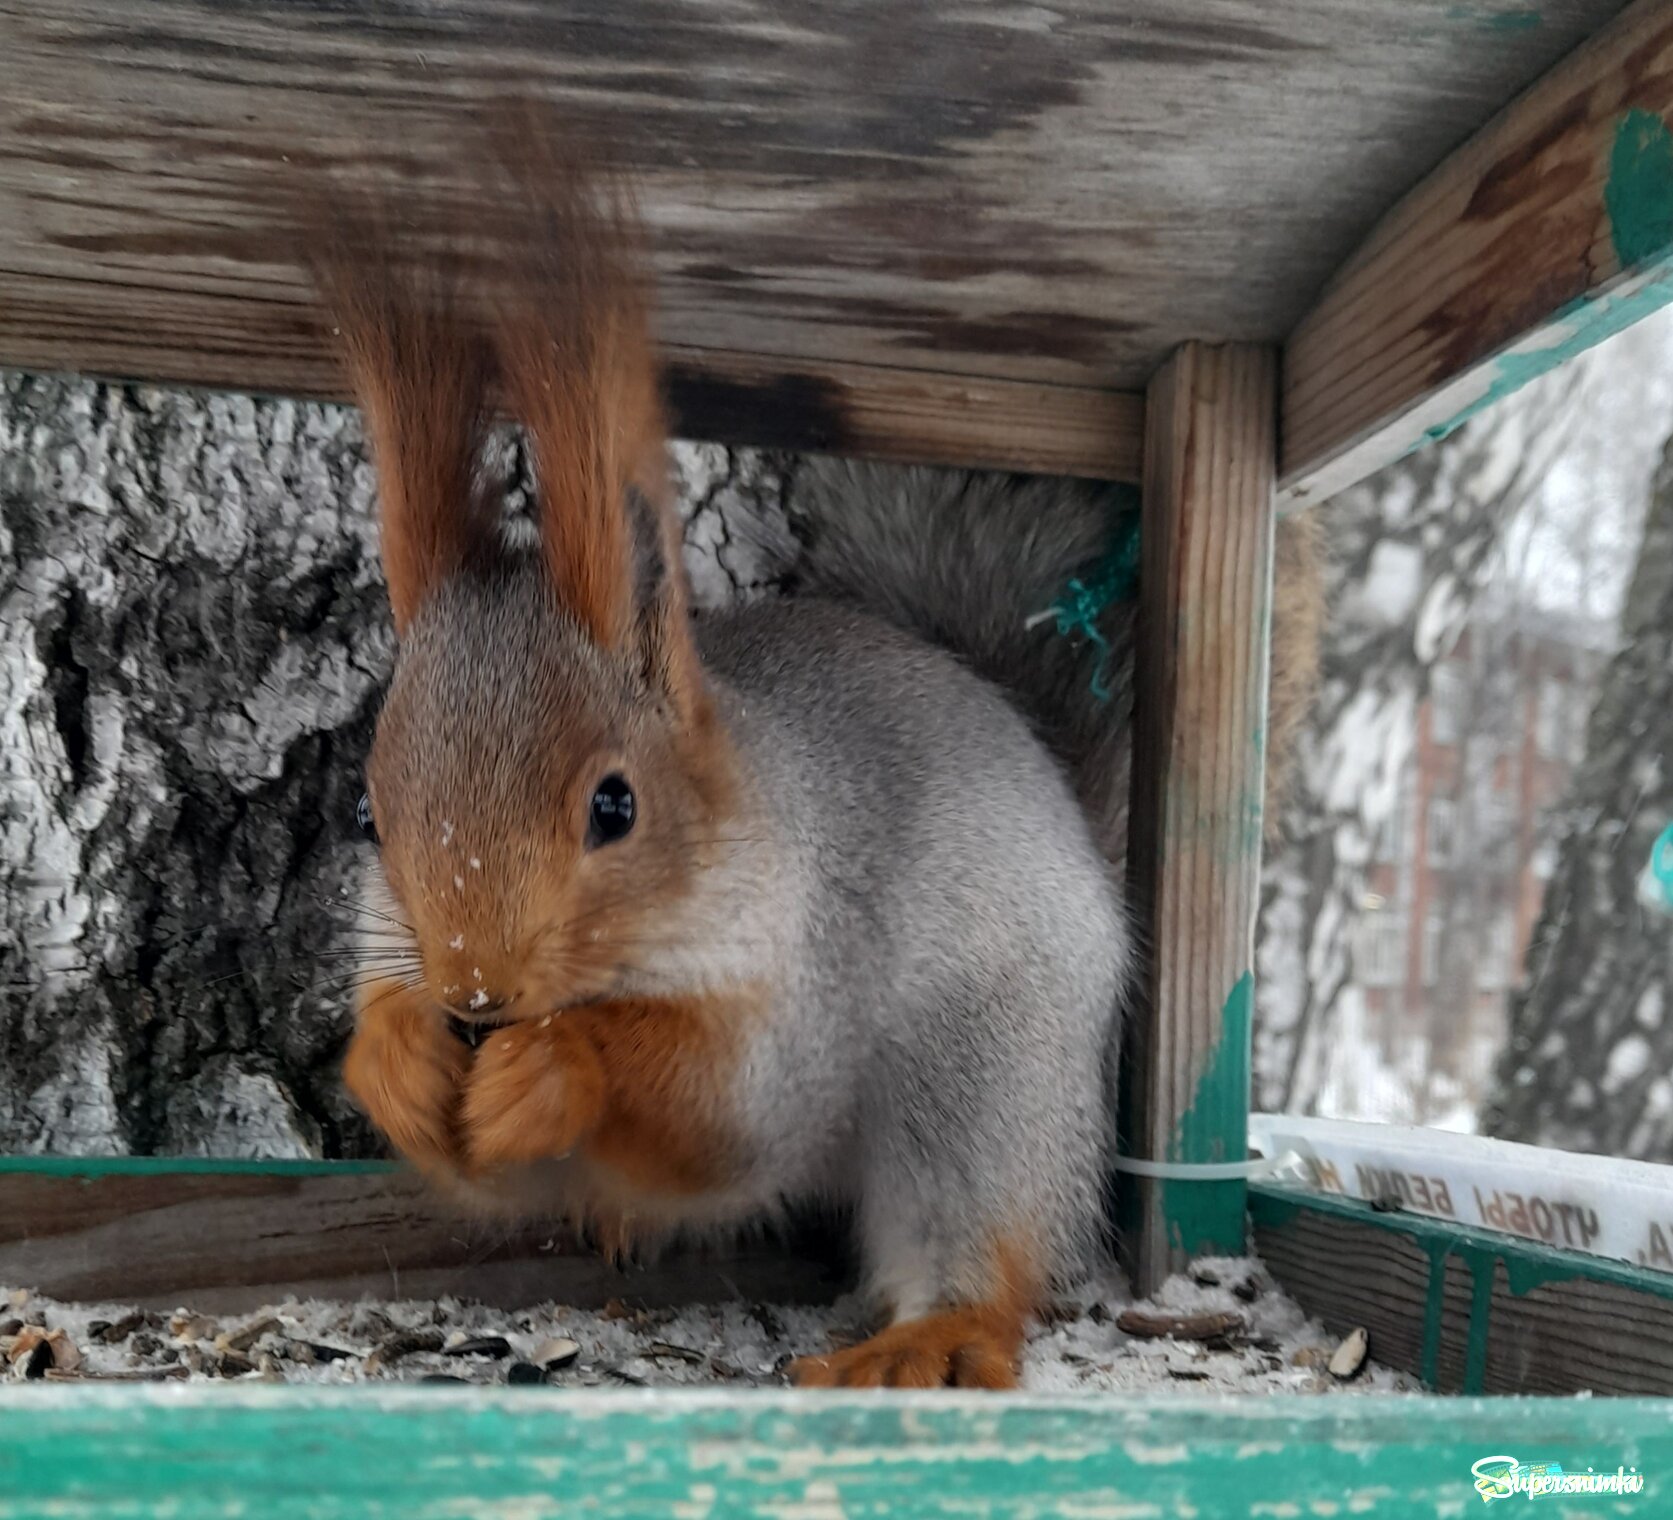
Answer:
xmin=0 ymin=0 xmax=1669 ymax=505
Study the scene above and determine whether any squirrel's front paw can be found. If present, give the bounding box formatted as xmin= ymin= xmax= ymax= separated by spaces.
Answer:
xmin=460 ymin=1016 xmax=607 ymax=1173
xmin=342 ymin=981 xmax=469 ymax=1177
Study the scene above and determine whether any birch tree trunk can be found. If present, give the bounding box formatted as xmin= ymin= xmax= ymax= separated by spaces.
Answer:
xmin=1486 ymin=436 xmax=1673 ymax=1160
xmin=0 ymin=371 xmax=794 ymax=1156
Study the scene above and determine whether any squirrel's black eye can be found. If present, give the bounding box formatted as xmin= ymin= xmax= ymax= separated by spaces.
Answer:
xmin=588 ymin=774 xmax=635 ymax=847
xmin=355 ymin=792 xmax=379 ymax=846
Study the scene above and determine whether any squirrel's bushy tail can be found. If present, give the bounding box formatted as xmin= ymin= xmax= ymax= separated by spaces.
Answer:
xmin=787 ymin=460 xmax=1143 ymax=862
xmin=786 ymin=459 xmax=1323 ymax=864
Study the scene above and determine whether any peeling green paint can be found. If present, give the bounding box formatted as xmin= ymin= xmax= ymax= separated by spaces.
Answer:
xmin=1463 ymin=1256 xmax=1495 ymax=1394
xmin=1446 ymin=5 xmax=1542 ymax=31
xmin=1607 ymin=108 xmax=1673 ymax=269
xmin=1162 ymin=973 xmax=1252 ymax=1258
xmin=0 ymin=1384 xmax=1668 ymax=1518
xmin=1420 ymin=1248 xmax=1448 ymax=1387
xmin=1252 ymin=1185 xmax=1673 ymax=1394
xmin=1417 ymin=254 xmax=1673 ymax=450
xmin=0 ymin=1156 xmax=397 ymax=1178
xmin=1406 ymin=111 xmax=1673 ymax=460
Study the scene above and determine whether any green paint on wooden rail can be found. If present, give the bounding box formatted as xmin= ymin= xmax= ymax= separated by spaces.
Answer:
xmin=1410 ymin=109 xmax=1673 ymax=457
xmin=1446 ymin=4 xmax=1542 ymax=31
xmin=0 ymin=1156 xmax=396 ymax=1179
xmin=1607 ymin=108 xmax=1673 ymax=269
xmin=1252 ymin=1183 xmax=1673 ymax=1394
xmin=1163 ymin=973 xmax=1253 ymax=1259
xmin=1421 ymin=255 xmax=1673 ymax=449
xmin=0 ymin=1385 xmax=1664 ymax=1518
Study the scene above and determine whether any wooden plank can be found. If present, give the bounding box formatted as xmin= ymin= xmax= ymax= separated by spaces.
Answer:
xmin=0 ymin=1387 xmax=1664 ymax=1516
xmin=1122 ymin=344 xmax=1277 ymax=1294
xmin=0 ymin=0 xmax=1625 ymax=454
xmin=5 ymin=275 xmax=1146 ymax=478
xmin=1251 ymin=1185 xmax=1673 ymax=1396
xmin=1284 ymin=0 xmax=1673 ymax=506
xmin=0 ymin=1159 xmax=843 ymax=1314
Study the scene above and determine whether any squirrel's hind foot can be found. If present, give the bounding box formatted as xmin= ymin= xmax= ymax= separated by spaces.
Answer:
xmin=789 ymin=1303 xmax=1024 ymax=1390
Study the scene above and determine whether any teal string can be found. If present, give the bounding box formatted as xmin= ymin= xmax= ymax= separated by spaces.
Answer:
xmin=1047 ymin=512 xmax=1140 ymax=702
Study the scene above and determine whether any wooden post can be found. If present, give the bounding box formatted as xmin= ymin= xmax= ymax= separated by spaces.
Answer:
xmin=1122 ymin=342 xmax=1278 ymax=1295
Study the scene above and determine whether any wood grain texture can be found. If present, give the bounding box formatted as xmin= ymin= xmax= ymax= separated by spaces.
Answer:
xmin=0 ymin=1385 xmax=1666 ymax=1517
xmin=0 ymin=0 xmax=1626 ymax=472
xmin=1252 ymin=1187 xmax=1673 ymax=1396
xmin=0 ymin=1163 xmax=844 ymax=1314
xmin=1122 ymin=344 xmax=1276 ymax=1295
xmin=1284 ymin=0 xmax=1673 ymax=505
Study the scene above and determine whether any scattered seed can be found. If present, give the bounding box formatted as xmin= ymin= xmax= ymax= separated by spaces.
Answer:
xmin=0 ymin=1319 xmax=21 ymax=1339
xmin=532 ymin=1337 xmax=580 ymax=1370
xmin=643 ymin=1341 xmax=705 ymax=1366
xmin=605 ymin=1366 xmax=647 ymax=1387
xmin=1329 ymin=1327 xmax=1370 ymax=1381
xmin=1190 ymin=1268 xmax=1221 ymax=1288
xmin=420 ymin=1374 xmax=469 ymax=1385
xmin=366 ymin=1328 xmax=446 ymax=1373
xmin=10 ymin=1327 xmax=81 ymax=1374
xmin=20 ymin=1341 xmax=53 ymax=1380
xmin=1232 ymin=1277 xmax=1261 ymax=1304
xmin=95 ymin=1313 xmax=148 ymax=1345
xmin=217 ymin=1316 xmax=283 ymax=1355
xmin=1115 ymin=1309 xmax=1246 ymax=1342
xmin=1167 ymin=1367 xmax=1212 ymax=1381
xmin=1087 ymin=1302 xmax=1111 ymax=1324
xmin=507 ymin=1362 xmax=546 ymax=1385
xmin=445 ymin=1337 xmax=513 ymax=1360
xmin=747 ymin=1303 xmax=785 ymax=1340
xmin=169 ymin=1313 xmax=218 ymax=1344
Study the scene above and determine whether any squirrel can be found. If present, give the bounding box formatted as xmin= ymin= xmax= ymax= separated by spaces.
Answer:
xmin=315 ymin=138 xmax=1321 ymax=1390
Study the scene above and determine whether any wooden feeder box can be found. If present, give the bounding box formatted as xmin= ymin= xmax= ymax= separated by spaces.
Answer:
xmin=5 ymin=0 xmax=1673 ymax=1511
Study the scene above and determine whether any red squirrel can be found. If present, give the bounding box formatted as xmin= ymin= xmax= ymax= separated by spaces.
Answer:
xmin=315 ymin=131 xmax=1319 ymax=1389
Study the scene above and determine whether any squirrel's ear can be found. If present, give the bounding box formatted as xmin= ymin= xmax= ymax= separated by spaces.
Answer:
xmin=488 ymin=134 xmax=670 ymax=653
xmin=624 ymin=481 xmax=707 ymax=712
xmin=312 ymin=226 xmax=492 ymax=638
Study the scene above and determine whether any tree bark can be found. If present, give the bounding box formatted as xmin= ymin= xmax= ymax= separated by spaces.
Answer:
xmin=1487 ymin=435 xmax=1673 ymax=1160
xmin=0 ymin=371 xmax=795 ymax=1156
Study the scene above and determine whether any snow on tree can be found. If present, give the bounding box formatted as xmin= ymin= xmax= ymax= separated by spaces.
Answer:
xmin=1487 ymin=428 xmax=1673 ymax=1160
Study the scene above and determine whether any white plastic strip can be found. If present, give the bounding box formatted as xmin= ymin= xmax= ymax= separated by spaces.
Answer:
xmin=1111 ymin=1150 xmax=1308 ymax=1182
xmin=1250 ymin=1112 xmax=1673 ymax=1274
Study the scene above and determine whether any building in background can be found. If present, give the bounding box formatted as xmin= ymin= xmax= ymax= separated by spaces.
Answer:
xmin=1353 ymin=606 xmax=1606 ymax=1124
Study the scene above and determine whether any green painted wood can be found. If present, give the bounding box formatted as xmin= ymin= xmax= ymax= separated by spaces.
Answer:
xmin=1251 ymin=1183 xmax=1673 ymax=1397
xmin=0 ymin=1386 xmax=1661 ymax=1518
xmin=0 ymin=1156 xmax=396 ymax=1179
xmin=1250 ymin=1184 xmax=1673 ymax=1303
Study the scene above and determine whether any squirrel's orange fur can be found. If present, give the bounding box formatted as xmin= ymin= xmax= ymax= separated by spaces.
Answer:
xmin=310 ymin=228 xmax=492 ymax=637
xmin=789 ymin=1239 xmax=1038 ymax=1389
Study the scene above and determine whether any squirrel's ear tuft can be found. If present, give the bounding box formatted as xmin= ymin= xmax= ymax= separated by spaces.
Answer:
xmin=487 ymin=122 xmax=671 ymax=653
xmin=310 ymin=214 xmax=493 ymax=637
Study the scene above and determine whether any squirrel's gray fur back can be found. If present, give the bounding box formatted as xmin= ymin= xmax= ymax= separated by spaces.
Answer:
xmin=785 ymin=459 xmax=1139 ymax=863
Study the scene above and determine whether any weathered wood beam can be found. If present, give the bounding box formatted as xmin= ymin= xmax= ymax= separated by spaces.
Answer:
xmin=1123 ymin=343 xmax=1277 ymax=1293
xmin=0 ymin=1159 xmax=843 ymax=1314
xmin=1251 ymin=1186 xmax=1673 ymax=1396
xmin=1 ymin=284 xmax=1144 ymax=480
xmin=1282 ymin=0 xmax=1673 ymax=507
